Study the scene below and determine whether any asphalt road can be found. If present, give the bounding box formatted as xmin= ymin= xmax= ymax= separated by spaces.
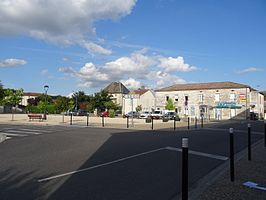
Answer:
xmin=0 ymin=120 xmax=264 ymax=200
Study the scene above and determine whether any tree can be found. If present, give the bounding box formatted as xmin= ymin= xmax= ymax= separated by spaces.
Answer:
xmin=0 ymin=81 xmax=4 ymax=103
xmin=92 ymin=90 xmax=113 ymax=112
xmin=54 ymin=96 xmax=70 ymax=113
xmin=136 ymin=105 xmax=142 ymax=112
xmin=165 ymin=98 xmax=175 ymax=110
xmin=72 ymin=91 xmax=90 ymax=110
xmin=2 ymin=88 xmax=24 ymax=120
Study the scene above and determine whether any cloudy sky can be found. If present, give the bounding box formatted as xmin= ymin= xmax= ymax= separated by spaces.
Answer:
xmin=0 ymin=0 xmax=265 ymax=95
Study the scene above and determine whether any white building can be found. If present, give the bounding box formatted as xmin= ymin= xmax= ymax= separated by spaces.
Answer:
xmin=21 ymin=92 xmax=41 ymax=106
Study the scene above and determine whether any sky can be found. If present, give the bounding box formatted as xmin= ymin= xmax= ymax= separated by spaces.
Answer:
xmin=0 ymin=0 xmax=266 ymax=96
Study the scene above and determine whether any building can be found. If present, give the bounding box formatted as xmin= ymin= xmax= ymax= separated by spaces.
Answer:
xmin=155 ymin=81 xmax=264 ymax=120
xmin=123 ymin=89 xmax=156 ymax=114
xmin=21 ymin=92 xmax=42 ymax=106
xmin=103 ymin=82 xmax=129 ymax=106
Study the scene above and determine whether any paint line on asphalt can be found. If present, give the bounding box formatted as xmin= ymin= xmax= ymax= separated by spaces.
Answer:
xmin=165 ymin=146 xmax=228 ymax=161
xmin=18 ymin=128 xmax=51 ymax=133
xmin=203 ymin=128 xmax=264 ymax=135
xmin=6 ymin=130 xmax=42 ymax=135
xmin=2 ymin=132 xmax=27 ymax=137
xmin=38 ymin=147 xmax=166 ymax=183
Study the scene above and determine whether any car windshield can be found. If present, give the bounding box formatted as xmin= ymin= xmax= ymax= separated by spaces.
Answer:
xmin=154 ymin=111 xmax=161 ymax=114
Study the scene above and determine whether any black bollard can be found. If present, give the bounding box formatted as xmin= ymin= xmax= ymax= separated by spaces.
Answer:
xmin=174 ymin=116 xmax=176 ymax=130
xmin=70 ymin=113 xmax=73 ymax=125
xmin=195 ymin=117 xmax=197 ymax=129
xmin=201 ymin=116 xmax=203 ymax=128
xmin=151 ymin=117 xmax=154 ymax=130
xmin=187 ymin=117 xmax=190 ymax=130
xmin=182 ymin=138 xmax=189 ymax=200
xmin=264 ymin=121 xmax=266 ymax=148
xmin=127 ymin=116 xmax=129 ymax=128
xmin=102 ymin=116 xmax=104 ymax=127
xmin=229 ymin=128 xmax=235 ymax=182
xmin=248 ymin=124 xmax=251 ymax=160
xmin=87 ymin=113 xmax=89 ymax=127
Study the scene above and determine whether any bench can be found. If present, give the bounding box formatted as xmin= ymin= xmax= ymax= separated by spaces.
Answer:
xmin=28 ymin=114 xmax=43 ymax=121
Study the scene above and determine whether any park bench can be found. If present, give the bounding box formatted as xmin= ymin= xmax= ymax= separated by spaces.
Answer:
xmin=28 ymin=114 xmax=43 ymax=121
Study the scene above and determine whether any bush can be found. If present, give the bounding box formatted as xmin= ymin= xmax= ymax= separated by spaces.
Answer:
xmin=162 ymin=117 xmax=169 ymax=122
xmin=109 ymin=109 xmax=115 ymax=118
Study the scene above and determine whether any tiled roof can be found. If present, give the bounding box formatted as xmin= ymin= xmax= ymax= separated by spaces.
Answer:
xmin=23 ymin=92 xmax=42 ymax=96
xmin=156 ymin=82 xmax=254 ymax=92
xmin=104 ymin=82 xmax=130 ymax=94
xmin=131 ymin=89 xmax=149 ymax=96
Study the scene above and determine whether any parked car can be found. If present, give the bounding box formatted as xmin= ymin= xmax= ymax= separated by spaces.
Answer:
xmin=163 ymin=111 xmax=177 ymax=120
xmin=100 ymin=111 xmax=109 ymax=117
xmin=151 ymin=110 xmax=163 ymax=119
xmin=123 ymin=111 xmax=140 ymax=118
xmin=139 ymin=111 xmax=152 ymax=119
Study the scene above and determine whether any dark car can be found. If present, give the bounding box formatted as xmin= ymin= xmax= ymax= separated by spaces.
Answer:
xmin=100 ymin=111 xmax=109 ymax=117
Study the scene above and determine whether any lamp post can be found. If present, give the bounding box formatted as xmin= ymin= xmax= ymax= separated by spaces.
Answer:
xmin=43 ymin=85 xmax=49 ymax=120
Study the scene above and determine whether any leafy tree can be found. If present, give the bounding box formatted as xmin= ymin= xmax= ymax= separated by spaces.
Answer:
xmin=0 ymin=81 xmax=4 ymax=103
xmin=68 ymin=99 xmax=75 ymax=111
xmin=165 ymin=98 xmax=175 ymax=110
xmin=54 ymin=96 xmax=69 ymax=113
xmin=2 ymin=88 xmax=24 ymax=120
xmin=92 ymin=90 xmax=113 ymax=112
xmin=136 ymin=105 xmax=142 ymax=112
xmin=104 ymin=101 xmax=120 ymax=111
xmin=72 ymin=91 xmax=90 ymax=110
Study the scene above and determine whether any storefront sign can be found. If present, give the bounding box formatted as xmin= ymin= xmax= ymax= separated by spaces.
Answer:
xmin=239 ymin=94 xmax=246 ymax=103
xmin=215 ymin=102 xmax=242 ymax=109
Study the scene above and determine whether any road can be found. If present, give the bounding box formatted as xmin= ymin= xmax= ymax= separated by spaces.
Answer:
xmin=0 ymin=120 xmax=264 ymax=200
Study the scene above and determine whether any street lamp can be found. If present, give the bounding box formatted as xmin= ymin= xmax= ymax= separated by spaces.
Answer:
xmin=44 ymin=85 xmax=49 ymax=120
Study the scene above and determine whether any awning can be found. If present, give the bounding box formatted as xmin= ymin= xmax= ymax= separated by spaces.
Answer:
xmin=214 ymin=102 xmax=242 ymax=109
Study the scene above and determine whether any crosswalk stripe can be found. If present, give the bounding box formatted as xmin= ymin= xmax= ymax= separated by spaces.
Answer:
xmin=2 ymin=133 xmax=27 ymax=137
xmin=17 ymin=128 xmax=51 ymax=133
xmin=6 ymin=130 xmax=42 ymax=135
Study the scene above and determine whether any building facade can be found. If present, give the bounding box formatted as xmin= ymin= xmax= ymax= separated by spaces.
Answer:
xmin=155 ymin=82 xmax=264 ymax=120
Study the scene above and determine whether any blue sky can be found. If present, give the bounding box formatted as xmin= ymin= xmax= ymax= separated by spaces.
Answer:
xmin=0 ymin=0 xmax=265 ymax=96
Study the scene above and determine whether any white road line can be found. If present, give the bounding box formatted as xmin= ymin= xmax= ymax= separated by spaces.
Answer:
xmin=38 ymin=147 xmax=166 ymax=183
xmin=6 ymin=130 xmax=42 ymax=135
xmin=165 ymin=147 xmax=228 ymax=161
xmin=203 ymin=128 xmax=264 ymax=135
xmin=2 ymin=133 xmax=27 ymax=137
xmin=6 ymin=137 xmax=12 ymax=140
xmin=17 ymin=128 xmax=51 ymax=133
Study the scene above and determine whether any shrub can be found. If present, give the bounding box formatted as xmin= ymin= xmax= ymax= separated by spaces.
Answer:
xmin=109 ymin=109 xmax=115 ymax=118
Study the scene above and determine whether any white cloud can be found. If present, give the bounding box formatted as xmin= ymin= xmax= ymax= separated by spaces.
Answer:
xmin=82 ymin=41 xmax=112 ymax=55
xmin=147 ymin=71 xmax=186 ymax=87
xmin=237 ymin=67 xmax=262 ymax=74
xmin=104 ymin=49 xmax=155 ymax=75
xmin=59 ymin=49 xmax=195 ymax=89
xmin=0 ymin=58 xmax=27 ymax=67
xmin=41 ymin=69 xmax=49 ymax=75
xmin=0 ymin=0 xmax=137 ymax=54
xmin=59 ymin=62 xmax=110 ymax=87
xmin=121 ymin=78 xmax=141 ymax=89
xmin=159 ymin=56 xmax=197 ymax=72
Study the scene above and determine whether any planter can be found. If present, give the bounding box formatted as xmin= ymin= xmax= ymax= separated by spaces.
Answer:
xmin=162 ymin=118 xmax=169 ymax=122
xmin=145 ymin=118 xmax=152 ymax=123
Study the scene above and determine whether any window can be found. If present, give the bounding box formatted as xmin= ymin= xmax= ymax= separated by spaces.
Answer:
xmin=230 ymin=93 xmax=236 ymax=102
xmin=215 ymin=93 xmax=220 ymax=102
xmin=199 ymin=94 xmax=204 ymax=103
xmin=166 ymin=96 xmax=169 ymax=101
xmin=174 ymin=95 xmax=178 ymax=102
xmin=185 ymin=95 xmax=188 ymax=106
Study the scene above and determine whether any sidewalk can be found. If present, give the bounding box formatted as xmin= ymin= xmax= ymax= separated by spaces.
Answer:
xmin=197 ymin=140 xmax=266 ymax=200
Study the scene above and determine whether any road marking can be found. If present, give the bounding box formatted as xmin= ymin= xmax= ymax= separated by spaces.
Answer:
xmin=6 ymin=130 xmax=42 ymax=135
xmin=165 ymin=146 xmax=228 ymax=161
xmin=2 ymin=132 xmax=27 ymax=137
xmin=17 ymin=128 xmax=51 ymax=133
xmin=203 ymin=128 xmax=264 ymax=135
xmin=243 ymin=181 xmax=266 ymax=191
xmin=38 ymin=147 xmax=166 ymax=183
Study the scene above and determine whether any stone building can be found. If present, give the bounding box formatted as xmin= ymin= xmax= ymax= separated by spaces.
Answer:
xmin=103 ymin=81 xmax=129 ymax=106
xmin=155 ymin=81 xmax=264 ymax=120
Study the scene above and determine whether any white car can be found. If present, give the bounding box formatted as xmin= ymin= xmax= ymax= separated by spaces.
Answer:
xmin=139 ymin=111 xmax=152 ymax=119
xmin=151 ymin=110 xmax=163 ymax=119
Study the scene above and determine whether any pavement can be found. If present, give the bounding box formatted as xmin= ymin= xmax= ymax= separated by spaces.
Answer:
xmin=0 ymin=114 xmax=265 ymax=199
xmin=197 ymin=140 xmax=266 ymax=200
